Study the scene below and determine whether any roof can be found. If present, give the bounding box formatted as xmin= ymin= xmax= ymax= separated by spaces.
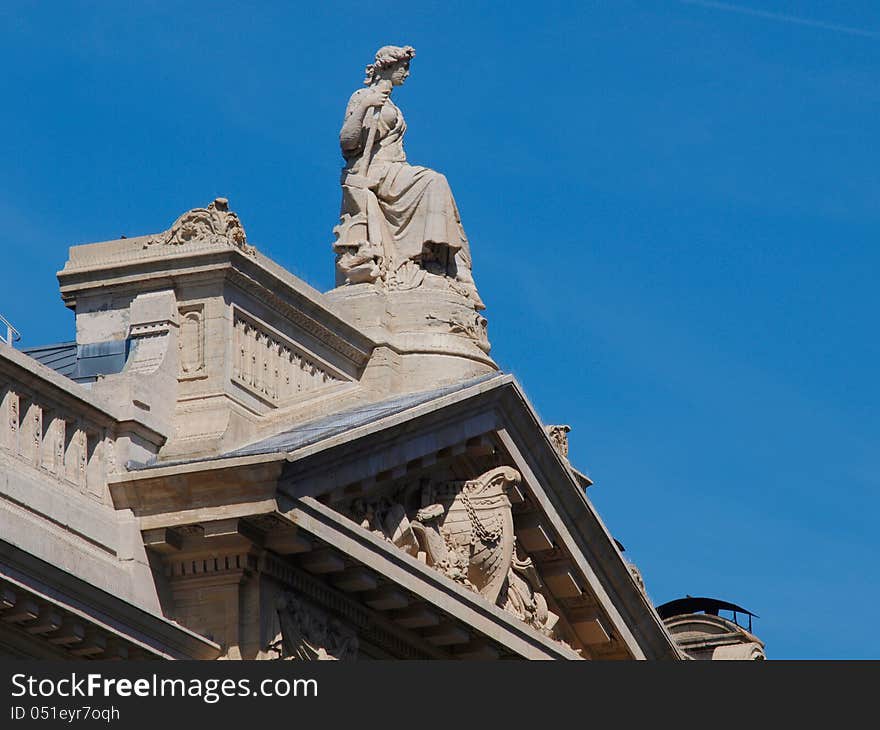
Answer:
xmin=226 ymin=372 xmax=502 ymax=458
xmin=22 ymin=341 xmax=78 ymax=378
xmin=130 ymin=372 xmax=504 ymax=471
xmin=23 ymin=340 xmax=129 ymax=384
xmin=656 ymin=596 xmax=758 ymax=620
xmin=111 ymin=371 xmax=681 ymax=659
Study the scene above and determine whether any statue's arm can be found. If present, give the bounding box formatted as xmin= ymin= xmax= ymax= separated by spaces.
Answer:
xmin=339 ymin=91 xmax=370 ymax=154
xmin=339 ymin=87 xmax=390 ymax=155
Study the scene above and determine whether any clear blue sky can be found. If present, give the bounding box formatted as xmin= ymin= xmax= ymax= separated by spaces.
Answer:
xmin=2 ymin=1 xmax=878 ymax=659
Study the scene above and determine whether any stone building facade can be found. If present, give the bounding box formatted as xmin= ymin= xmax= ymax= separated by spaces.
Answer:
xmin=0 ymin=196 xmax=765 ymax=660
xmin=0 ymin=195 xmax=675 ymax=659
xmin=0 ymin=47 xmax=764 ymax=661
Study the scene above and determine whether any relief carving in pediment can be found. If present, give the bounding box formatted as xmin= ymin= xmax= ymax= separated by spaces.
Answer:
xmin=270 ymin=593 xmax=359 ymax=661
xmin=346 ymin=466 xmax=560 ymax=639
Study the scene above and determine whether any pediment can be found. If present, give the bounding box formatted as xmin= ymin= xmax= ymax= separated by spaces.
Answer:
xmin=309 ymin=449 xmax=631 ymax=658
xmin=269 ymin=375 xmax=678 ymax=660
xmin=111 ymin=374 xmax=677 ymax=659
xmin=334 ymin=466 xmax=565 ymax=638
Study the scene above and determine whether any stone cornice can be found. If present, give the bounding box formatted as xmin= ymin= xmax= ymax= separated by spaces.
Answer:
xmin=0 ymin=539 xmax=220 ymax=659
xmin=259 ymin=552 xmax=446 ymax=659
xmin=109 ymin=456 xmax=285 ymax=516
xmin=493 ymin=382 xmax=680 ymax=661
xmin=57 ymin=239 xmax=375 ymax=371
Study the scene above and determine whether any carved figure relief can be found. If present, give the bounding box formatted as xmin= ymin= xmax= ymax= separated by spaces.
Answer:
xmin=502 ymin=549 xmax=560 ymax=636
xmin=271 ymin=594 xmax=358 ymax=661
xmin=232 ymin=313 xmax=346 ymax=404
xmin=346 ymin=467 xmax=561 ymax=639
xmin=144 ymin=197 xmax=255 ymax=256
xmin=333 ymin=46 xmax=483 ymax=310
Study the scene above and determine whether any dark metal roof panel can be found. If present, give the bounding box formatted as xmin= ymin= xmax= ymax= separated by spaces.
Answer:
xmin=656 ymin=596 xmax=758 ymax=620
xmin=75 ymin=340 xmax=128 ymax=378
xmin=22 ymin=342 xmax=78 ymax=378
xmin=22 ymin=339 xmax=130 ymax=383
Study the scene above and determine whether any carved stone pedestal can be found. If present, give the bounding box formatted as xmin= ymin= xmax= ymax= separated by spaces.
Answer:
xmin=326 ymin=283 xmax=496 ymax=390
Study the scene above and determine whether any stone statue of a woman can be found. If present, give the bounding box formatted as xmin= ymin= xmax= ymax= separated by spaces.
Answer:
xmin=333 ymin=45 xmax=483 ymax=309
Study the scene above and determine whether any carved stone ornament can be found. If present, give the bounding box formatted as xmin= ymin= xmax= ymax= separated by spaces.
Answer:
xmin=426 ymin=309 xmax=490 ymax=354
xmin=178 ymin=306 xmax=205 ymax=379
xmin=270 ymin=593 xmax=359 ymax=661
xmin=628 ymin=561 xmax=646 ymax=594
xmin=346 ymin=466 xmax=560 ymax=638
xmin=545 ymin=425 xmax=571 ymax=459
xmin=144 ymin=197 xmax=255 ymax=256
xmin=8 ymin=392 xmax=18 ymax=434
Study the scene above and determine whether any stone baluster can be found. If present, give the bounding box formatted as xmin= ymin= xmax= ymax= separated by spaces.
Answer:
xmin=103 ymin=429 xmax=116 ymax=476
xmin=76 ymin=426 xmax=88 ymax=494
xmin=2 ymin=389 xmax=19 ymax=453
xmin=87 ymin=431 xmax=104 ymax=502
xmin=230 ymin=315 xmax=343 ymax=405
xmin=279 ymin=347 xmax=291 ymax=401
xmin=30 ymin=403 xmax=42 ymax=468
xmin=258 ymin=333 xmax=268 ymax=396
xmin=247 ymin=325 xmax=257 ymax=388
xmin=234 ymin=319 xmax=246 ymax=382
xmin=54 ymin=418 xmax=66 ymax=478
xmin=291 ymin=352 xmax=303 ymax=393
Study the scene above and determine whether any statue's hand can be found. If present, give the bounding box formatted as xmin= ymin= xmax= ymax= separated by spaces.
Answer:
xmin=361 ymin=85 xmax=391 ymax=109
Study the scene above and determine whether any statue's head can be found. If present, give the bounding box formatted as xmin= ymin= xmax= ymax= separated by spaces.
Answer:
xmin=364 ymin=45 xmax=416 ymax=86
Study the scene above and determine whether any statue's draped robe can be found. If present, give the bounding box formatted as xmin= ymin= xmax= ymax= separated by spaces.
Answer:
xmin=338 ymin=88 xmax=473 ymax=275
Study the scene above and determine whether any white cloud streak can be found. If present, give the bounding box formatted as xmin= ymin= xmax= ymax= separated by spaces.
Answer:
xmin=680 ymin=0 xmax=880 ymax=39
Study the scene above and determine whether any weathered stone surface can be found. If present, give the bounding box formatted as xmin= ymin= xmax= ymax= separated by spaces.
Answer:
xmin=333 ymin=46 xmax=481 ymax=307
xmin=663 ymin=612 xmax=766 ymax=660
xmin=328 ymin=46 xmax=496 ymax=391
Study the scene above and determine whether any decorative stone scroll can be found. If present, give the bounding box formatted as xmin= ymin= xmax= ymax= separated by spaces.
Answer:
xmin=347 ymin=466 xmax=559 ymax=638
xmin=144 ymin=197 xmax=255 ymax=256
xmin=232 ymin=314 xmax=346 ymax=404
xmin=271 ymin=594 xmax=358 ymax=661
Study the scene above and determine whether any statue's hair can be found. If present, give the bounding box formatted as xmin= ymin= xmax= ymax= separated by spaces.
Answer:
xmin=364 ymin=45 xmax=416 ymax=84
